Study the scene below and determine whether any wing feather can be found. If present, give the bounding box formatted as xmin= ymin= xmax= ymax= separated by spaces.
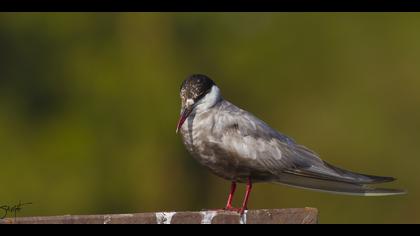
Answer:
xmin=213 ymin=101 xmax=396 ymax=185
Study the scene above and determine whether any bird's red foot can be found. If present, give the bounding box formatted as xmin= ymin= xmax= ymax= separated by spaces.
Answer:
xmin=223 ymin=206 xmax=241 ymax=212
xmin=201 ymin=207 xmax=240 ymax=212
xmin=201 ymin=207 xmax=246 ymax=215
xmin=224 ymin=206 xmax=247 ymax=215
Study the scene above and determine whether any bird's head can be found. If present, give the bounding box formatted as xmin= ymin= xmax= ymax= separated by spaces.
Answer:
xmin=176 ymin=74 xmax=221 ymax=133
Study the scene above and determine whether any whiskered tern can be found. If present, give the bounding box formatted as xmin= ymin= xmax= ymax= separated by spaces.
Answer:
xmin=176 ymin=74 xmax=405 ymax=214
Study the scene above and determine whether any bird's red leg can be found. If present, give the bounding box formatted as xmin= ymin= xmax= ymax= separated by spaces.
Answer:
xmin=239 ymin=177 xmax=252 ymax=214
xmin=202 ymin=182 xmax=239 ymax=212
xmin=224 ymin=182 xmax=237 ymax=210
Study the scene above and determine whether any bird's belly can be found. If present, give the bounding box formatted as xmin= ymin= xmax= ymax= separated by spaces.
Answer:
xmin=194 ymin=151 xmax=274 ymax=183
xmin=182 ymin=133 xmax=273 ymax=183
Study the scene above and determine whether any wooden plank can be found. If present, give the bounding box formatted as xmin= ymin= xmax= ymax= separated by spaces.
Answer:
xmin=0 ymin=208 xmax=318 ymax=224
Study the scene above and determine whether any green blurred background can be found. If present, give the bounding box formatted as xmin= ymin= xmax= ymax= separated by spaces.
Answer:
xmin=0 ymin=13 xmax=419 ymax=223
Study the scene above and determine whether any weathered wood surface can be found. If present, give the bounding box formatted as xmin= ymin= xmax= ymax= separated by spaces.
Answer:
xmin=0 ymin=208 xmax=318 ymax=224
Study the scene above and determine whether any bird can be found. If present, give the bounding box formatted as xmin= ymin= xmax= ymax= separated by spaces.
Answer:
xmin=176 ymin=74 xmax=405 ymax=214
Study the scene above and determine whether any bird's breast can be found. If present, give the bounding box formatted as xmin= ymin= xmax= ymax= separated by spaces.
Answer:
xmin=179 ymin=110 xmax=257 ymax=182
xmin=180 ymin=111 xmax=215 ymax=159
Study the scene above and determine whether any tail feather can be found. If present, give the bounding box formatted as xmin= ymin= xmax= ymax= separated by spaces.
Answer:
xmin=321 ymin=161 xmax=396 ymax=184
xmin=290 ymin=144 xmax=398 ymax=185
xmin=285 ymin=160 xmax=398 ymax=185
xmin=274 ymin=172 xmax=406 ymax=196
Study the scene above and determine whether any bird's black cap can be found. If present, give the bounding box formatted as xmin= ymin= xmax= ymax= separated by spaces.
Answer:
xmin=180 ymin=74 xmax=216 ymax=102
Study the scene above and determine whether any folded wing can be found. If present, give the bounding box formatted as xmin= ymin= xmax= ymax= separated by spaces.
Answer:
xmin=213 ymin=101 xmax=405 ymax=196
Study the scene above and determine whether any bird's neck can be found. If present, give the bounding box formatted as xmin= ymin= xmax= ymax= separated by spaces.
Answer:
xmin=193 ymin=85 xmax=223 ymax=113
